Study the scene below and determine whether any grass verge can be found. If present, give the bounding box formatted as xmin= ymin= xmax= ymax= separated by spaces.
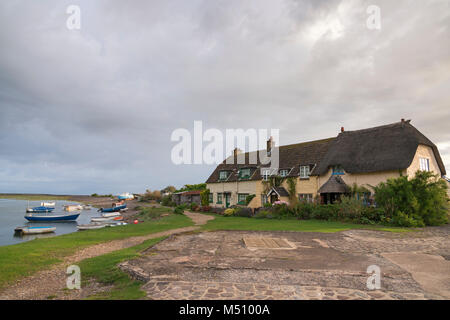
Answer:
xmin=201 ymin=214 xmax=410 ymax=233
xmin=78 ymin=237 xmax=166 ymax=300
xmin=0 ymin=214 xmax=193 ymax=290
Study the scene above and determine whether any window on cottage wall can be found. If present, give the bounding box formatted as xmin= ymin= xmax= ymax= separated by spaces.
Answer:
xmin=217 ymin=193 xmax=223 ymax=203
xmin=261 ymin=194 xmax=268 ymax=206
xmin=238 ymin=193 xmax=248 ymax=204
xmin=279 ymin=169 xmax=289 ymax=177
xmin=299 ymin=165 xmax=310 ymax=178
xmin=208 ymin=193 xmax=213 ymax=203
xmin=239 ymin=168 xmax=251 ymax=179
xmin=219 ymin=171 xmax=229 ymax=180
xmin=298 ymin=193 xmax=313 ymax=203
xmin=262 ymin=169 xmax=270 ymax=181
xmin=332 ymin=165 xmax=345 ymax=175
xmin=419 ymin=158 xmax=430 ymax=172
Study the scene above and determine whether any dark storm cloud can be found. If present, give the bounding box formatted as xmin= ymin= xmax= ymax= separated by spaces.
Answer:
xmin=0 ymin=0 xmax=449 ymax=194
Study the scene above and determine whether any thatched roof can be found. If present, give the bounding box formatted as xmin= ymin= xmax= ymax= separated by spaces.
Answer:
xmin=205 ymin=120 xmax=446 ymax=184
xmin=318 ymin=175 xmax=350 ymax=194
xmin=312 ymin=120 xmax=446 ymax=176
xmin=205 ymin=138 xmax=334 ymax=183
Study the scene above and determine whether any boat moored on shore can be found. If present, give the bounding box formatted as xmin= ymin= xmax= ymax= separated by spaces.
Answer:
xmin=26 ymin=206 xmax=55 ymax=213
xmin=25 ymin=212 xmax=80 ymax=222
xmin=14 ymin=226 xmax=56 ymax=235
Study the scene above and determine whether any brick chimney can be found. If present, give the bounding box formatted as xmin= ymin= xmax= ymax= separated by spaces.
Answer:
xmin=233 ymin=147 xmax=242 ymax=157
xmin=267 ymin=136 xmax=274 ymax=153
xmin=341 ymin=127 xmax=345 ymax=133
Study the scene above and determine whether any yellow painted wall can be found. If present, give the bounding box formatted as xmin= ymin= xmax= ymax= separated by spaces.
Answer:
xmin=207 ymin=180 xmax=264 ymax=208
xmin=406 ymin=144 xmax=442 ymax=177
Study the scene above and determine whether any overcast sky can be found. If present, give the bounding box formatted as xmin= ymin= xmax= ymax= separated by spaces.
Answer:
xmin=0 ymin=0 xmax=449 ymax=195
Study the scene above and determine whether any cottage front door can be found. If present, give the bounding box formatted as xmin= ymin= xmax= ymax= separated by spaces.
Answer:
xmin=225 ymin=193 xmax=231 ymax=208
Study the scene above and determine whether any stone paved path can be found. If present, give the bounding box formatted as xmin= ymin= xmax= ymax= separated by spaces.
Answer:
xmin=121 ymin=225 xmax=449 ymax=300
xmin=141 ymin=280 xmax=429 ymax=300
xmin=0 ymin=211 xmax=207 ymax=300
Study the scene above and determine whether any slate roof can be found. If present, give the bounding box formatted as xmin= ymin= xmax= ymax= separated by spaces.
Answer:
xmin=313 ymin=120 xmax=446 ymax=176
xmin=205 ymin=138 xmax=335 ymax=183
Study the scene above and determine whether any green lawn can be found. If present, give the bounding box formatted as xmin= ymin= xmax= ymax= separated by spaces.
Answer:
xmin=201 ymin=214 xmax=410 ymax=233
xmin=136 ymin=206 xmax=173 ymax=221
xmin=0 ymin=214 xmax=193 ymax=290
xmin=78 ymin=237 xmax=166 ymax=300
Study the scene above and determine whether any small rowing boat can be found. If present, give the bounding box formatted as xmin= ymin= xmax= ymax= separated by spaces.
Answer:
xmin=26 ymin=206 xmax=55 ymax=213
xmin=91 ymin=215 xmax=123 ymax=222
xmin=77 ymin=223 xmax=107 ymax=231
xmin=15 ymin=226 xmax=56 ymax=235
xmin=25 ymin=212 xmax=80 ymax=222
xmin=98 ymin=204 xmax=127 ymax=213
xmin=64 ymin=205 xmax=83 ymax=212
xmin=101 ymin=212 xmax=121 ymax=218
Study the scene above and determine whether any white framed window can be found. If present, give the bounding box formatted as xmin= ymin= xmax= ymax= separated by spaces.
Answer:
xmin=298 ymin=193 xmax=313 ymax=203
xmin=261 ymin=194 xmax=268 ymax=206
xmin=419 ymin=158 xmax=430 ymax=172
xmin=262 ymin=169 xmax=271 ymax=181
xmin=219 ymin=171 xmax=229 ymax=180
xmin=299 ymin=165 xmax=310 ymax=178
xmin=279 ymin=169 xmax=289 ymax=177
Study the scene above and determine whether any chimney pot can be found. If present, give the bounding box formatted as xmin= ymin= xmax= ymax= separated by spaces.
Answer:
xmin=267 ymin=136 xmax=274 ymax=152
xmin=233 ymin=147 xmax=242 ymax=156
xmin=401 ymin=118 xmax=405 ymax=122
xmin=341 ymin=127 xmax=344 ymax=133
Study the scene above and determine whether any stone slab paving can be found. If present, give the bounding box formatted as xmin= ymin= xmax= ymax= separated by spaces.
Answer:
xmin=120 ymin=225 xmax=450 ymax=300
xmin=141 ymin=280 xmax=429 ymax=300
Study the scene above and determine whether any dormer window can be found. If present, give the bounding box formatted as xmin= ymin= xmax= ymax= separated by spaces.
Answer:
xmin=262 ymin=168 xmax=271 ymax=181
xmin=299 ymin=166 xmax=310 ymax=178
xmin=332 ymin=165 xmax=345 ymax=175
xmin=238 ymin=168 xmax=251 ymax=180
xmin=219 ymin=171 xmax=229 ymax=180
xmin=279 ymin=169 xmax=289 ymax=177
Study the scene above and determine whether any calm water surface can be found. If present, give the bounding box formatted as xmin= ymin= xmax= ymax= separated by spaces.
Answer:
xmin=0 ymin=199 xmax=99 ymax=246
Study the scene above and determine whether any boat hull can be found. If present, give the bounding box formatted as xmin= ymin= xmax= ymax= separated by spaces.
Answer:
xmin=77 ymin=223 xmax=106 ymax=230
xmin=26 ymin=207 xmax=55 ymax=213
xmin=15 ymin=226 xmax=56 ymax=234
xmin=98 ymin=204 xmax=126 ymax=213
xmin=91 ymin=216 xmax=123 ymax=222
xmin=25 ymin=213 xmax=80 ymax=222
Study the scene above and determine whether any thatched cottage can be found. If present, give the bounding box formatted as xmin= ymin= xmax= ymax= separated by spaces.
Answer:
xmin=206 ymin=120 xmax=447 ymax=208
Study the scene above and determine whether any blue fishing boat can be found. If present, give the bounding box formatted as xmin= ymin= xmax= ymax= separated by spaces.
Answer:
xmin=24 ymin=212 xmax=80 ymax=222
xmin=26 ymin=206 xmax=55 ymax=213
xmin=98 ymin=204 xmax=127 ymax=213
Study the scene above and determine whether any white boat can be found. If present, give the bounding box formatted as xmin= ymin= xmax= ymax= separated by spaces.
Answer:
xmin=82 ymin=205 xmax=92 ymax=210
xmin=91 ymin=216 xmax=123 ymax=222
xmin=41 ymin=202 xmax=56 ymax=207
xmin=101 ymin=212 xmax=121 ymax=218
xmin=64 ymin=205 xmax=83 ymax=212
xmin=15 ymin=226 xmax=56 ymax=235
xmin=77 ymin=223 xmax=106 ymax=231
xmin=108 ymin=222 xmax=128 ymax=227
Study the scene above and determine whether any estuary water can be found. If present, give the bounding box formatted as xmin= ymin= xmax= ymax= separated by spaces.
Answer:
xmin=0 ymin=199 xmax=99 ymax=246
